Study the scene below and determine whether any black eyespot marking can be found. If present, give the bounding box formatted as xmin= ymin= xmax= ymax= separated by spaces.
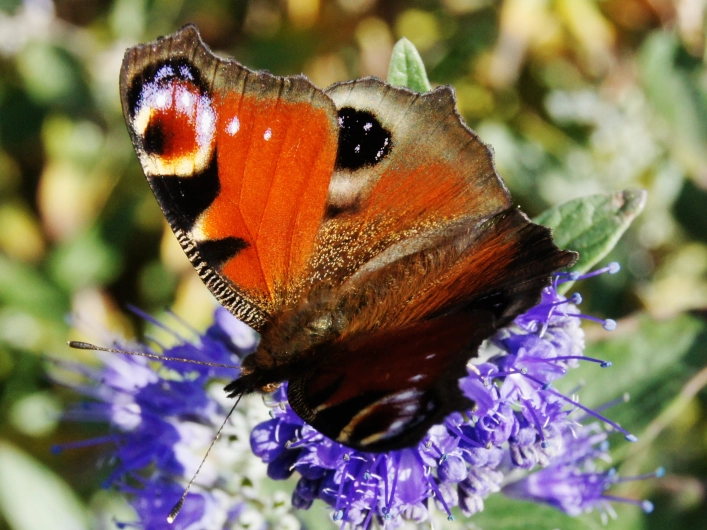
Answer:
xmin=197 ymin=237 xmax=249 ymax=267
xmin=127 ymin=57 xmax=205 ymax=118
xmin=148 ymin=150 xmax=220 ymax=232
xmin=335 ymin=107 xmax=392 ymax=171
xmin=143 ymin=119 xmax=165 ymax=155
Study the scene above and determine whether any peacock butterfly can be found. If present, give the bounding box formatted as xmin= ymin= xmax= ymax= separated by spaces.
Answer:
xmin=119 ymin=25 xmax=576 ymax=452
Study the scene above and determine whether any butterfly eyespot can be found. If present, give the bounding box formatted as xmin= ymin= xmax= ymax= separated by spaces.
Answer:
xmin=129 ymin=58 xmax=216 ymax=177
xmin=335 ymin=107 xmax=392 ymax=171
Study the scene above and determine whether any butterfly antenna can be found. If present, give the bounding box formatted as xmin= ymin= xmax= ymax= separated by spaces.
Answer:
xmin=68 ymin=341 xmax=240 ymax=370
xmin=167 ymin=393 xmax=244 ymax=524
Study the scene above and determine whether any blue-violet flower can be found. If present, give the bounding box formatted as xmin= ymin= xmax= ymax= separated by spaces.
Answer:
xmin=57 ymin=264 xmax=660 ymax=529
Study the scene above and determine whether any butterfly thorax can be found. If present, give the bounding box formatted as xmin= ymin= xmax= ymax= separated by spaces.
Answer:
xmin=224 ymin=294 xmax=350 ymax=396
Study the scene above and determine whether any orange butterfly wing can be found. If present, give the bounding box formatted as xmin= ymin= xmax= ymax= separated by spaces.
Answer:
xmin=298 ymin=79 xmax=575 ymax=337
xmin=325 ymin=79 xmax=511 ymax=226
xmin=122 ymin=27 xmax=576 ymax=452
xmin=277 ymin=82 xmax=576 ymax=450
xmin=119 ymin=25 xmax=339 ymax=329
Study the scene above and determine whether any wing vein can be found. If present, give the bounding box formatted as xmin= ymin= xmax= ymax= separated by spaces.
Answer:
xmin=236 ymin=71 xmax=271 ymax=299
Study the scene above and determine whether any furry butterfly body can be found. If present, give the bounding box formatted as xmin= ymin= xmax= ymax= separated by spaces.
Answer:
xmin=120 ymin=25 xmax=576 ymax=452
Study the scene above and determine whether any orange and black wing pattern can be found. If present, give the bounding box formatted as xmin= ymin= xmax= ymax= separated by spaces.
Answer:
xmin=121 ymin=26 xmax=576 ymax=453
xmin=283 ymin=82 xmax=576 ymax=451
xmin=302 ymin=79 xmax=575 ymax=336
xmin=119 ymin=25 xmax=339 ymax=330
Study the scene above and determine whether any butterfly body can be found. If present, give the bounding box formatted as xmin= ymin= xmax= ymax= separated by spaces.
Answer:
xmin=120 ymin=25 xmax=576 ymax=452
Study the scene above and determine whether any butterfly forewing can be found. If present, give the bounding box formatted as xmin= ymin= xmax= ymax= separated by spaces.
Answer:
xmin=119 ymin=25 xmax=339 ymax=330
xmin=299 ymin=80 xmax=517 ymax=307
xmin=324 ymin=79 xmax=511 ymax=224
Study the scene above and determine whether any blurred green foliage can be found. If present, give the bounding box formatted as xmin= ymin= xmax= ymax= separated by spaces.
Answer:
xmin=1 ymin=0 xmax=707 ymax=529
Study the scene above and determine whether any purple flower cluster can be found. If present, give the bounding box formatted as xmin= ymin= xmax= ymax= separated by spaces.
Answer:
xmin=249 ymin=264 xmax=660 ymax=528
xmin=57 ymin=264 xmax=661 ymax=529
xmin=56 ymin=310 xmax=300 ymax=529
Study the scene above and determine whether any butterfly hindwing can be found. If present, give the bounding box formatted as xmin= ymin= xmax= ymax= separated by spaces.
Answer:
xmin=287 ymin=310 xmax=494 ymax=451
xmin=287 ymin=209 xmax=575 ymax=451
xmin=119 ymin=25 xmax=340 ymax=330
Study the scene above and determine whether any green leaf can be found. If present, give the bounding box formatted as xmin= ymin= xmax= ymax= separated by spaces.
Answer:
xmin=46 ymin=227 xmax=123 ymax=292
xmin=534 ymin=189 xmax=646 ymax=292
xmin=561 ymin=313 xmax=704 ymax=429
xmin=638 ymin=32 xmax=707 ymax=176
xmin=387 ymin=38 xmax=431 ymax=92
xmin=0 ymin=254 xmax=70 ymax=320
xmin=0 ymin=441 xmax=89 ymax=530
xmin=466 ymin=492 xmax=644 ymax=530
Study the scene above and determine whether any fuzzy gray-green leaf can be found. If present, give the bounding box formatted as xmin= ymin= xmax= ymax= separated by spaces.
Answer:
xmin=534 ymin=189 xmax=646 ymax=292
xmin=387 ymin=38 xmax=431 ymax=93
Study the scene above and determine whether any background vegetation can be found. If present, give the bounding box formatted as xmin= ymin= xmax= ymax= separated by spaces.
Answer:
xmin=1 ymin=0 xmax=706 ymax=528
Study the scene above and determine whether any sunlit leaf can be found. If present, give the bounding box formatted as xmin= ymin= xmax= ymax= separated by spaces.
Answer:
xmin=467 ymin=492 xmax=643 ymax=530
xmin=16 ymin=43 xmax=90 ymax=110
xmin=0 ymin=441 xmax=89 ymax=530
xmin=47 ymin=228 xmax=123 ymax=291
xmin=387 ymin=38 xmax=431 ymax=92
xmin=639 ymin=32 xmax=707 ymax=176
xmin=534 ymin=189 xmax=646 ymax=292
xmin=0 ymin=254 xmax=69 ymax=320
